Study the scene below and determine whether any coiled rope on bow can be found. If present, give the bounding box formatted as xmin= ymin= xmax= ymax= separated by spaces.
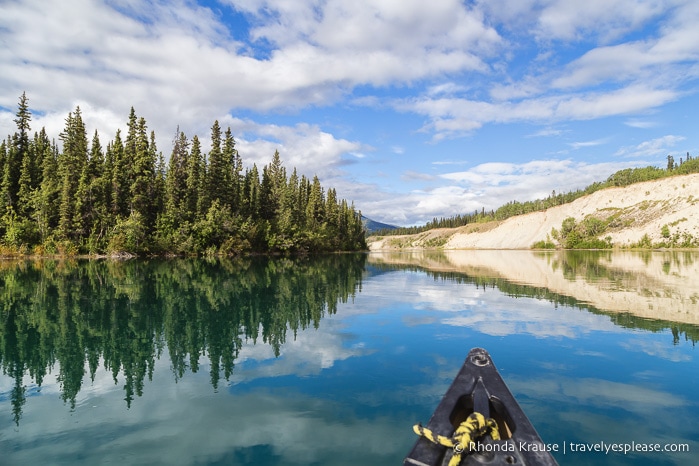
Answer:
xmin=412 ymin=412 xmax=500 ymax=466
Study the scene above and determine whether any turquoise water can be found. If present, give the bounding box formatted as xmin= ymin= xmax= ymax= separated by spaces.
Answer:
xmin=0 ymin=252 xmax=697 ymax=465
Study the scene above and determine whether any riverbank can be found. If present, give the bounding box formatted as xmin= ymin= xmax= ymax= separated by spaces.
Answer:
xmin=368 ymin=173 xmax=699 ymax=250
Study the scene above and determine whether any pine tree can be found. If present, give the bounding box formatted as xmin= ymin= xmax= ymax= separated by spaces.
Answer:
xmin=16 ymin=149 xmax=34 ymax=217
xmin=165 ymin=130 xmax=189 ymax=219
xmin=242 ymin=164 xmax=261 ymax=220
xmin=283 ymin=168 xmax=301 ymax=232
xmin=109 ymin=130 xmax=129 ymax=218
xmin=0 ymin=139 xmax=5 ymax=176
xmin=30 ymin=128 xmax=51 ymax=187
xmin=73 ymin=130 xmax=106 ymax=247
xmin=32 ymin=141 xmax=60 ymax=243
xmin=298 ymin=175 xmax=310 ymax=227
xmin=259 ymin=150 xmax=286 ymax=222
xmin=153 ymin=132 xmax=166 ymax=222
xmin=325 ymin=187 xmax=340 ymax=245
xmin=14 ymin=93 xmax=31 ymax=156
xmin=186 ymin=135 xmax=204 ymax=221
xmin=129 ymin=117 xmax=157 ymax=233
xmin=1 ymin=93 xmax=32 ymax=213
xmin=57 ymin=107 xmax=88 ymax=239
xmin=0 ymin=143 xmax=18 ymax=212
xmin=1 ymin=95 xmax=367 ymax=254
xmin=259 ymin=164 xmax=274 ymax=221
xmin=305 ymin=175 xmax=325 ymax=229
xmin=206 ymin=120 xmax=226 ymax=206
xmin=224 ymin=127 xmax=241 ymax=212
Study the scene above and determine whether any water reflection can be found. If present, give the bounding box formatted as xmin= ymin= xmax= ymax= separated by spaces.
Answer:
xmin=0 ymin=255 xmax=365 ymax=425
xmin=368 ymin=250 xmax=699 ymax=344
xmin=1 ymin=253 xmax=697 ymax=465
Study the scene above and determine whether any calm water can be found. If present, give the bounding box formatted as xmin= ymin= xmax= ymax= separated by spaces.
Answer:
xmin=1 ymin=251 xmax=697 ymax=465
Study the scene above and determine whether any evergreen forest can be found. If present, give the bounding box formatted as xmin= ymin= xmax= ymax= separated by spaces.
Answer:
xmin=0 ymin=93 xmax=366 ymax=255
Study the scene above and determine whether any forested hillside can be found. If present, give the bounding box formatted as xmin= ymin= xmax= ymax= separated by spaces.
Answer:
xmin=0 ymin=93 xmax=366 ymax=255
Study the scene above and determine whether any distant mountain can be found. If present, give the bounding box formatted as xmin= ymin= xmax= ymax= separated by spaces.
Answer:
xmin=362 ymin=216 xmax=398 ymax=234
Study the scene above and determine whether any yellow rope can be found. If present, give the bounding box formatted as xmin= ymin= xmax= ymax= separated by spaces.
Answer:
xmin=413 ymin=412 xmax=500 ymax=466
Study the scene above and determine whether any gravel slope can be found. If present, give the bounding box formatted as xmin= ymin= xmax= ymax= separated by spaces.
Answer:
xmin=368 ymin=174 xmax=699 ymax=250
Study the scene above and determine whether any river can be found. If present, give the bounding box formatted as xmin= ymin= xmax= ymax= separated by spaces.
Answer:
xmin=0 ymin=251 xmax=697 ymax=465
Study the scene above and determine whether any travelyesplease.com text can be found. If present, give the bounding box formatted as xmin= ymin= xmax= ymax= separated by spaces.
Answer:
xmin=462 ymin=440 xmax=690 ymax=455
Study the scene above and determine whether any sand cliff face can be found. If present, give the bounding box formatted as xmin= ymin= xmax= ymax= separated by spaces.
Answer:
xmin=368 ymin=174 xmax=699 ymax=250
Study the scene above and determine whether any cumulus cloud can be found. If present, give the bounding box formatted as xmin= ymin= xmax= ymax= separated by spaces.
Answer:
xmin=441 ymin=159 xmax=620 ymax=193
xmin=224 ymin=117 xmax=367 ymax=177
xmin=359 ymin=159 xmax=641 ymax=225
xmin=231 ymin=0 xmax=501 ymax=60
xmin=535 ymin=0 xmax=670 ymax=43
xmin=614 ymin=135 xmax=686 ymax=158
xmin=396 ymin=1 xmax=697 ymax=140
xmin=403 ymin=84 xmax=680 ymax=141
xmin=1 ymin=0 xmax=697 ymax=228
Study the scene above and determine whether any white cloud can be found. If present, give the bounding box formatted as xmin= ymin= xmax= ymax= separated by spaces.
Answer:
xmin=614 ymin=135 xmax=686 ymax=158
xmin=2 ymin=0 xmax=698 ymax=230
xmin=568 ymin=138 xmax=609 ymax=150
xmin=432 ymin=160 xmax=470 ymax=166
xmin=526 ymin=127 xmax=566 ymax=138
xmin=535 ymin=0 xmax=670 ymax=42
xmin=225 ymin=117 xmax=366 ymax=178
xmin=232 ymin=0 xmax=501 ymax=57
xmin=361 ymin=159 xmax=638 ymax=225
xmin=401 ymin=171 xmax=436 ymax=182
xmin=624 ymin=119 xmax=658 ymax=129
xmin=396 ymin=1 xmax=697 ymax=140
xmin=2 ymin=0 xmax=697 ymax=145
xmin=406 ymin=83 xmax=679 ymax=141
xmin=0 ymin=0 xmax=504 ymax=166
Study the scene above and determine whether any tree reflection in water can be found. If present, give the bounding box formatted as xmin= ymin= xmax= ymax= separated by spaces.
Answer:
xmin=0 ymin=255 xmax=366 ymax=425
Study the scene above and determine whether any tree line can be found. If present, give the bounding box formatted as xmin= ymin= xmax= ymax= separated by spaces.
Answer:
xmin=375 ymin=154 xmax=699 ymax=237
xmin=0 ymin=93 xmax=366 ymax=255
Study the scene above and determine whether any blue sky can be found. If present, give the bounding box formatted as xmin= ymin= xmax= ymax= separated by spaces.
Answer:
xmin=1 ymin=0 xmax=698 ymax=226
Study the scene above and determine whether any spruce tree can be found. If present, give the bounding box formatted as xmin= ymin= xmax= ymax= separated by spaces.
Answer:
xmin=186 ymin=135 xmax=204 ymax=222
xmin=73 ymin=130 xmax=106 ymax=247
xmin=1 ymin=94 xmax=367 ymax=254
xmin=32 ymin=141 xmax=60 ymax=244
xmin=1 ymin=93 xmax=32 ymax=213
xmin=242 ymin=165 xmax=261 ymax=220
xmin=109 ymin=130 xmax=129 ymax=218
xmin=57 ymin=107 xmax=88 ymax=239
xmin=259 ymin=164 xmax=275 ymax=221
xmin=14 ymin=93 xmax=31 ymax=156
xmin=306 ymin=175 xmax=325 ymax=229
xmin=206 ymin=120 xmax=226 ymax=206
xmin=224 ymin=127 xmax=241 ymax=212
xmin=165 ymin=130 xmax=189 ymax=220
xmin=129 ymin=117 xmax=156 ymax=233
xmin=153 ymin=131 xmax=166 ymax=222
xmin=16 ymin=149 xmax=34 ymax=217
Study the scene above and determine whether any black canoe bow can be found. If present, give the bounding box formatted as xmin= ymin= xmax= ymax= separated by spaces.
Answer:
xmin=404 ymin=348 xmax=559 ymax=466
